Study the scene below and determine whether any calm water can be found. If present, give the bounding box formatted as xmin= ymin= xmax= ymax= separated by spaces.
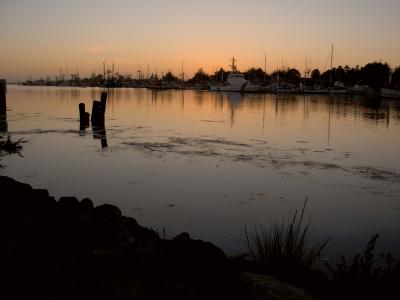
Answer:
xmin=1 ymin=85 xmax=400 ymax=256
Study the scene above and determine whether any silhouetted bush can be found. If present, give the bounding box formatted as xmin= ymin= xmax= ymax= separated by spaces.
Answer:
xmin=326 ymin=234 xmax=400 ymax=299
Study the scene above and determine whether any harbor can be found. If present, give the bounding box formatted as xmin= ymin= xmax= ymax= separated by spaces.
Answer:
xmin=2 ymin=0 xmax=400 ymax=298
xmin=20 ymin=58 xmax=400 ymax=98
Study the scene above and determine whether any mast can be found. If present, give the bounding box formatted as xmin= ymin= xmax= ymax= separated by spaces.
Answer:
xmin=264 ymin=52 xmax=267 ymax=83
xmin=330 ymin=44 xmax=333 ymax=85
xmin=229 ymin=57 xmax=237 ymax=73
xmin=181 ymin=61 xmax=184 ymax=81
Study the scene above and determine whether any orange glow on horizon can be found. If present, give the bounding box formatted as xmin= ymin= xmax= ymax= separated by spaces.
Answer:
xmin=1 ymin=0 xmax=400 ymax=81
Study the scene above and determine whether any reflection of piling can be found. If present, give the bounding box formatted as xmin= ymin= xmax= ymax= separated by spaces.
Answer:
xmin=0 ymin=79 xmax=7 ymax=132
xmin=90 ymin=92 xmax=108 ymax=148
xmin=92 ymin=126 xmax=108 ymax=149
xmin=0 ymin=79 xmax=6 ymax=116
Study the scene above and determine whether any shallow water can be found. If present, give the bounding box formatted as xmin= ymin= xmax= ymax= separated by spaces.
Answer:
xmin=1 ymin=85 xmax=400 ymax=257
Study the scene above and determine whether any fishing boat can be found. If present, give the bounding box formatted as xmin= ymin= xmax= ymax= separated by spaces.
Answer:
xmin=210 ymin=58 xmax=263 ymax=92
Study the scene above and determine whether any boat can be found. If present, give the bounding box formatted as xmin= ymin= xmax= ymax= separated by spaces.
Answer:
xmin=346 ymin=84 xmax=370 ymax=95
xmin=146 ymin=75 xmax=173 ymax=90
xmin=265 ymin=83 xmax=297 ymax=93
xmin=380 ymin=88 xmax=400 ymax=99
xmin=210 ymin=58 xmax=263 ymax=92
xmin=326 ymin=45 xmax=346 ymax=94
xmin=302 ymin=84 xmax=329 ymax=94
xmin=328 ymin=81 xmax=347 ymax=94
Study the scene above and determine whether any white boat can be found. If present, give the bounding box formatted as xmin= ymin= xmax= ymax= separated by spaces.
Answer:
xmin=380 ymin=88 xmax=400 ymax=99
xmin=328 ymin=81 xmax=347 ymax=94
xmin=303 ymin=85 xmax=329 ymax=94
xmin=346 ymin=84 xmax=369 ymax=95
xmin=210 ymin=58 xmax=263 ymax=92
xmin=265 ymin=83 xmax=297 ymax=93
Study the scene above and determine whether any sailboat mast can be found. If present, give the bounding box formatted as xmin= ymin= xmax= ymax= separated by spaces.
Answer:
xmin=330 ymin=44 xmax=334 ymax=85
xmin=264 ymin=52 xmax=267 ymax=83
xmin=181 ymin=61 xmax=184 ymax=81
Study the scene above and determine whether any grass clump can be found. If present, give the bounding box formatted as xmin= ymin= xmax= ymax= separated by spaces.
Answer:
xmin=244 ymin=198 xmax=329 ymax=282
xmin=0 ymin=136 xmax=24 ymax=154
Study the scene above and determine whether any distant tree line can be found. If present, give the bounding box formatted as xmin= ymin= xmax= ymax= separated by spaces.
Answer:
xmin=24 ymin=62 xmax=400 ymax=90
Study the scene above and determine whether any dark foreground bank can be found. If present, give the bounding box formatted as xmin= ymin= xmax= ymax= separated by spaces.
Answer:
xmin=0 ymin=176 xmax=317 ymax=300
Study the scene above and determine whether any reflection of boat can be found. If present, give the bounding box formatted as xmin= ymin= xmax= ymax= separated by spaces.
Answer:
xmin=210 ymin=58 xmax=263 ymax=92
xmin=132 ymin=80 xmax=146 ymax=88
xmin=380 ymin=88 xmax=400 ymax=99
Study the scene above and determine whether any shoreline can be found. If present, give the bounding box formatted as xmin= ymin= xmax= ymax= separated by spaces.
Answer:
xmin=0 ymin=175 xmax=316 ymax=300
xmin=1 ymin=175 xmax=400 ymax=299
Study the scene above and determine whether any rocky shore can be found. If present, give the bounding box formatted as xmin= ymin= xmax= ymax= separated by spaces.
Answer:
xmin=0 ymin=176 xmax=315 ymax=300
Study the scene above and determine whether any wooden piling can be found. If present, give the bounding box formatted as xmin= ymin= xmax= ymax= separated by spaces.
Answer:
xmin=79 ymin=102 xmax=90 ymax=126
xmin=100 ymin=92 xmax=107 ymax=114
xmin=0 ymin=79 xmax=6 ymax=116
xmin=91 ymin=100 xmax=100 ymax=124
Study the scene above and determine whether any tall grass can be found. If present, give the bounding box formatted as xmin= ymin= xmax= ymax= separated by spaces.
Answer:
xmin=244 ymin=198 xmax=330 ymax=276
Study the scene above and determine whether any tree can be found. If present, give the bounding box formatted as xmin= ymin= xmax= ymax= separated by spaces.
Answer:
xmin=211 ymin=68 xmax=229 ymax=83
xmin=311 ymin=69 xmax=320 ymax=82
xmin=345 ymin=66 xmax=361 ymax=86
xmin=391 ymin=67 xmax=400 ymax=88
xmin=335 ymin=66 xmax=346 ymax=83
xmin=162 ymin=71 xmax=178 ymax=82
xmin=191 ymin=68 xmax=210 ymax=83
xmin=286 ymin=68 xmax=301 ymax=84
xmin=244 ymin=68 xmax=266 ymax=83
xmin=361 ymin=62 xmax=391 ymax=90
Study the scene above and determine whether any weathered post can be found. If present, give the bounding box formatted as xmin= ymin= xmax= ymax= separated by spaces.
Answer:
xmin=91 ymin=100 xmax=100 ymax=125
xmin=0 ymin=79 xmax=6 ymax=116
xmin=100 ymin=91 xmax=107 ymax=114
xmin=79 ymin=102 xmax=90 ymax=126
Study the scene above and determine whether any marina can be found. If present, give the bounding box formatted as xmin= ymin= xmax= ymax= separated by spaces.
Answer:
xmin=2 ymin=0 xmax=400 ymax=297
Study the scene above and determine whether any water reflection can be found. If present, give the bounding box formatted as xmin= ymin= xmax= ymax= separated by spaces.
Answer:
xmin=0 ymin=80 xmax=7 ymax=133
xmin=0 ymin=116 xmax=7 ymax=133
xmin=79 ymin=120 xmax=108 ymax=148
xmin=3 ymin=86 xmax=400 ymax=256
xmin=93 ymin=125 xmax=108 ymax=149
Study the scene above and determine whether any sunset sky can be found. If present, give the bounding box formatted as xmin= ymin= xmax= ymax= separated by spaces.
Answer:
xmin=1 ymin=0 xmax=400 ymax=81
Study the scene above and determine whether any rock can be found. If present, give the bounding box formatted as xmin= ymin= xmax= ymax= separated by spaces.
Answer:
xmin=0 ymin=175 xmax=248 ymax=299
xmin=238 ymin=272 xmax=316 ymax=300
xmin=173 ymin=232 xmax=191 ymax=242
xmin=80 ymin=198 xmax=94 ymax=210
xmin=59 ymin=196 xmax=80 ymax=210
xmin=95 ymin=203 xmax=121 ymax=219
